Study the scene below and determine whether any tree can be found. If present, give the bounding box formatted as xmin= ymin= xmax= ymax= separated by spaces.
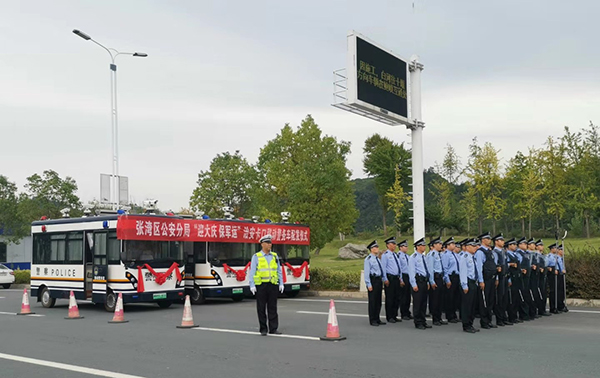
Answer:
xmin=505 ymin=150 xmax=542 ymax=238
xmin=431 ymin=145 xmax=462 ymax=235
xmin=460 ymin=182 xmax=478 ymax=236
xmin=386 ymin=168 xmax=411 ymax=236
xmin=465 ymin=140 xmax=506 ymax=234
xmin=190 ymin=151 xmax=260 ymax=218
xmin=20 ymin=170 xmax=82 ymax=221
xmin=538 ymin=137 xmax=569 ymax=232
xmin=257 ymin=115 xmax=357 ymax=252
xmin=362 ymin=134 xmax=411 ymax=236
xmin=0 ymin=175 xmax=28 ymax=243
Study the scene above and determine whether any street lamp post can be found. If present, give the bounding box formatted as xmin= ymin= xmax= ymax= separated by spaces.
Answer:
xmin=73 ymin=29 xmax=147 ymax=210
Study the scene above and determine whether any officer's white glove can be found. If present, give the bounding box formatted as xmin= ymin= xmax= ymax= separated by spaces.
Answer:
xmin=250 ymin=286 xmax=257 ymax=295
xmin=279 ymin=285 xmax=284 ymax=293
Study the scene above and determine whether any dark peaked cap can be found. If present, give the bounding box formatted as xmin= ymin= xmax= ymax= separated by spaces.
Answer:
xmin=478 ymin=231 xmax=492 ymax=240
xmin=414 ymin=237 xmax=426 ymax=247
xmin=367 ymin=240 xmax=379 ymax=250
xmin=384 ymin=237 xmax=396 ymax=245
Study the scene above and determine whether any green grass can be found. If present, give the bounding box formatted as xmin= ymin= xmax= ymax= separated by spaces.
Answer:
xmin=311 ymin=235 xmax=600 ymax=273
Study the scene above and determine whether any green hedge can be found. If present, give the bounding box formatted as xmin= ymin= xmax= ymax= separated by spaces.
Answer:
xmin=565 ymin=247 xmax=600 ymax=300
xmin=14 ymin=269 xmax=31 ymax=284
xmin=310 ymin=267 xmax=360 ymax=291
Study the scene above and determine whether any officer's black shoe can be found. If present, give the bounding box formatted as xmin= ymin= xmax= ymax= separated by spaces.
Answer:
xmin=395 ymin=317 xmax=402 ymax=322
xmin=433 ymin=321 xmax=442 ymax=326
xmin=378 ymin=321 xmax=386 ymax=325
xmin=402 ymin=316 xmax=411 ymax=321
xmin=424 ymin=324 xmax=432 ymax=328
xmin=497 ymin=322 xmax=505 ymax=327
xmin=416 ymin=325 xmax=426 ymax=330
xmin=474 ymin=328 xmax=481 ymax=332
xmin=489 ymin=324 xmax=498 ymax=328
xmin=449 ymin=318 xmax=459 ymax=324
xmin=370 ymin=322 xmax=380 ymax=326
xmin=481 ymin=324 xmax=491 ymax=329
xmin=562 ymin=308 xmax=569 ymax=313
xmin=388 ymin=318 xmax=397 ymax=323
xmin=550 ymin=310 xmax=559 ymax=314
xmin=464 ymin=328 xmax=477 ymax=334
xmin=260 ymin=331 xmax=268 ymax=336
xmin=269 ymin=330 xmax=282 ymax=335
xmin=535 ymin=314 xmax=542 ymax=319
xmin=408 ymin=315 xmax=414 ymax=319
xmin=440 ymin=320 xmax=448 ymax=325
xmin=505 ymin=321 xmax=514 ymax=326
xmin=542 ymin=313 xmax=551 ymax=317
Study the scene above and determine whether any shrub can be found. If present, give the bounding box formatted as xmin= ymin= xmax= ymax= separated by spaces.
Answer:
xmin=565 ymin=247 xmax=600 ymax=299
xmin=13 ymin=269 xmax=30 ymax=285
xmin=310 ymin=267 xmax=360 ymax=291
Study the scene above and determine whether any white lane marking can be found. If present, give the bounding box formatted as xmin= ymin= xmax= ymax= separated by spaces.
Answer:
xmin=282 ymin=298 xmax=369 ymax=304
xmin=194 ymin=326 xmax=321 ymax=341
xmin=0 ymin=296 xmax=5 ymax=299
xmin=0 ymin=352 xmax=146 ymax=378
xmin=0 ymin=311 xmax=45 ymax=317
xmin=297 ymin=310 xmax=367 ymax=318
xmin=567 ymin=310 xmax=600 ymax=314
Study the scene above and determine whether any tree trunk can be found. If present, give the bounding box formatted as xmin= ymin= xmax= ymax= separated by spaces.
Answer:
xmin=528 ymin=215 xmax=532 ymax=239
xmin=478 ymin=216 xmax=483 ymax=234
xmin=521 ymin=218 xmax=525 ymax=236
xmin=467 ymin=218 xmax=471 ymax=237
xmin=492 ymin=219 xmax=496 ymax=235
xmin=382 ymin=209 xmax=387 ymax=237
xmin=585 ymin=212 xmax=590 ymax=239
xmin=542 ymin=218 xmax=545 ymax=236
xmin=314 ymin=248 xmax=321 ymax=256
xmin=555 ymin=216 xmax=560 ymax=236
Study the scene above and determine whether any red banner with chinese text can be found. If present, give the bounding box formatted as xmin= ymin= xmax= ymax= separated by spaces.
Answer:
xmin=116 ymin=215 xmax=310 ymax=245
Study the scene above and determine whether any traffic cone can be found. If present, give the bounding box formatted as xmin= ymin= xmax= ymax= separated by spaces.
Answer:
xmin=320 ymin=299 xmax=346 ymax=341
xmin=176 ymin=295 xmax=198 ymax=328
xmin=17 ymin=288 xmax=35 ymax=315
xmin=108 ymin=293 xmax=128 ymax=323
xmin=64 ymin=291 xmax=84 ymax=319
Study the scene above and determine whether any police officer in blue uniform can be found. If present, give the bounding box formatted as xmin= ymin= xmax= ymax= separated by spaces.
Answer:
xmin=382 ymin=237 xmax=402 ymax=323
xmin=516 ymin=237 xmax=533 ymax=321
xmin=364 ymin=240 xmax=388 ymax=326
xmin=528 ymin=239 xmax=541 ymax=320
xmin=442 ymin=237 xmax=460 ymax=324
xmin=409 ymin=237 xmax=431 ymax=329
xmin=535 ymin=239 xmax=551 ymax=317
xmin=476 ymin=231 xmax=498 ymax=329
xmin=556 ymin=246 xmax=568 ymax=313
xmin=506 ymin=238 xmax=523 ymax=324
xmin=397 ymin=240 xmax=413 ymax=320
xmin=546 ymin=243 xmax=559 ymax=314
xmin=459 ymin=238 xmax=480 ymax=333
xmin=426 ymin=237 xmax=446 ymax=326
xmin=492 ymin=233 xmax=512 ymax=326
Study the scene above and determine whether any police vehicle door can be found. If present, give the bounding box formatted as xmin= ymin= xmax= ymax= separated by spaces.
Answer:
xmin=92 ymin=232 xmax=109 ymax=303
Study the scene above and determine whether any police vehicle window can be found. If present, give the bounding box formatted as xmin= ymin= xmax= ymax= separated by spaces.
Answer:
xmin=123 ymin=240 xmax=184 ymax=265
xmin=50 ymin=234 xmax=67 ymax=264
xmin=194 ymin=242 xmax=207 ymax=263
xmin=208 ymin=242 xmax=254 ymax=266
xmin=33 ymin=234 xmax=51 ymax=264
xmin=66 ymin=232 xmax=84 ymax=264
xmin=93 ymin=233 xmax=107 ymax=266
xmin=276 ymin=244 xmax=310 ymax=262
xmin=107 ymin=232 xmax=120 ymax=264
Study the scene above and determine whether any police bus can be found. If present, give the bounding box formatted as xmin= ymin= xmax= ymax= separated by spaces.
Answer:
xmin=184 ymin=211 xmax=311 ymax=304
xmin=31 ymin=212 xmax=186 ymax=312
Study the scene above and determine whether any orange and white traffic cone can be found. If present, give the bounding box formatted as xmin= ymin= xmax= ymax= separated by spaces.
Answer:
xmin=64 ymin=291 xmax=84 ymax=319
xmin=176 ymin=295 xmax=198 ymax=328
xmin=17 ymin=288 xmax=35 ymax=315
xmin=108 ymin=293 xmax=128 ymax=323
xmin=320 ymin=299 xmax=346 ymax=341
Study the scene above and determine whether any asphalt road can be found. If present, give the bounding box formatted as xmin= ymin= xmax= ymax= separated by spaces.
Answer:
xmin=1 ymin=288 xmax=599 ymax=378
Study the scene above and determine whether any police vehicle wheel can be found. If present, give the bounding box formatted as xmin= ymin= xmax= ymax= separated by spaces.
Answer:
xmin=231 ymin=295 xmax=244 ymax=302
xmin=191 ymin=285 xmax=205 ymax=304
xmin=157 ymin=300 xmax=172 ymax=308
xmin=40 ymin=287 xmax=56 ymax=308
xmin=105 ymin=291 xmax=117 ymax=312
xmin=286 ymin=291 xmax=299 ymax=298
xmin=2 ymin=284 xmax=10 ymax=289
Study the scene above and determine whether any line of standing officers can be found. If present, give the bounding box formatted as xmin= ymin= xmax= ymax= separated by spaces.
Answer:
xmin=364 ymin=233 xmax=569 ymax=333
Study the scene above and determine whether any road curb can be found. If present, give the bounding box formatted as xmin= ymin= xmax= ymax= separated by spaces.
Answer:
xmin=301 ymin=290 xmax=600 ymax=307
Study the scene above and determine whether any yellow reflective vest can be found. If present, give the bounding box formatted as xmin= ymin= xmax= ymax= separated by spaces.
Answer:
xmin=253 ymin=251 xmax=279 ymax=285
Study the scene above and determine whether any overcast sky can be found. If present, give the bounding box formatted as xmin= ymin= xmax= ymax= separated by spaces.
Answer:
xmin=1 ymin=1 xmax=598 ymax=211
